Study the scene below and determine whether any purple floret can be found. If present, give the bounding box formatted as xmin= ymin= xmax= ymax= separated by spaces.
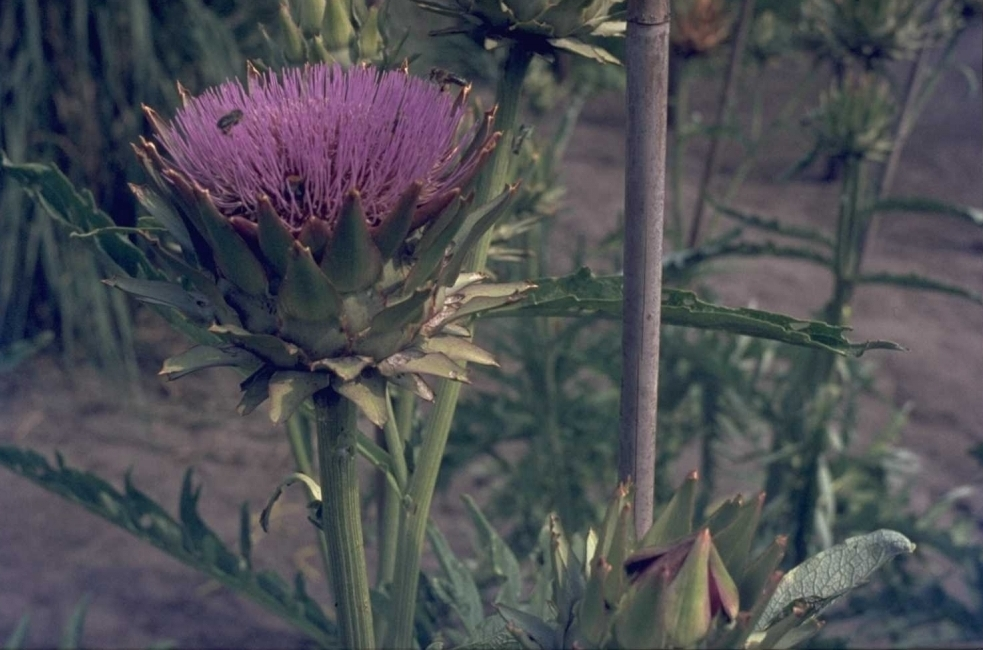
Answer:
xmin=153 ymin=64 xmax=487 ymax=231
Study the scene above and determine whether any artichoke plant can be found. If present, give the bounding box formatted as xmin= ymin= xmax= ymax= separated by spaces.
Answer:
xmin=415 ymin=0 xmax=626 ymax=63
xmin=120 ymin=62 xmax=531 ymax=427
xmin=800 ymin=0 xmax=954 ymax=70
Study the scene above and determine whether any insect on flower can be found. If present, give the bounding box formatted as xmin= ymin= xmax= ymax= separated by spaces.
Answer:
xmin=285 ymin=174 xmax=305 ymax=201
xmin=216 ymin=109 xmax=243 ymax=135
xmin=429 ymin=68 xmax=468 ymax=92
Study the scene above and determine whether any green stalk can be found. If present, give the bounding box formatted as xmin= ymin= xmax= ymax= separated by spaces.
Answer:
xmin=286 ymin=412 xmax=334 ymax=594
xmin=387 ymin=43 xmax=533 ymax=650
xmin=668 ymin=62 xmax=690 ymax=249
xmin=314 ymin=388 xmax=374 ymax=649
xmin=378 ymin=389 xmax=409 ymax=590
xmin=687 ymin=0 xmax=756 ymax=249
xmin=768 ymin=155 xmax=866 ymax=563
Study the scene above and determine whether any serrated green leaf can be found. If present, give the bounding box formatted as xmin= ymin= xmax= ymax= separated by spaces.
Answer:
xmin=549 ymin=37 xmax=621 ymax=64
xmin=103 ymin=277 xmax=214 ymax=323
xmin=858 ymin=272 xmax=983 ymax=305
xmin=461 ymin=495 xmax=522 ymax=606
xmin=440 ymin=185 xmax=519 ymax=285
xmin=711 ymin=201 xmax=835 ymax=248
xmin=756 ymin=529 xmax=915 ymax=631
xmin=0 ymin=445 xmax=336 ymax=646
xmin=1 ymin=155 xmax=157 ymax=279
xmin=427 ymin=522 xmax=484 ymax=635
xmin=481 ymin=268 xmax=903 ymax=355
xmin=864 ymin=196 xmax=983 ymax=227
xmin=130 ymin=183 xmax=194 ymax=253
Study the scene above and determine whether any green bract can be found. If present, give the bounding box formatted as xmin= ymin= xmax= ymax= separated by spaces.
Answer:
xmin=415 ymin=0 xmax=626 ymax=63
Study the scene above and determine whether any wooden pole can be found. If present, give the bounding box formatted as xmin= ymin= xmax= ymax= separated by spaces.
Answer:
xmin=621 ymin=0 xmax=670 ymax=539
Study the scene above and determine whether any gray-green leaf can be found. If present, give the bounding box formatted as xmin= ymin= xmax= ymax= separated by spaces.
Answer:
xmin=756 ymin=529 xmax=916 ymax=631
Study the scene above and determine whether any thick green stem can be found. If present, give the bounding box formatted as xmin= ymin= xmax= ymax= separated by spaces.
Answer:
xmin=766 ymin=156 xmax=866 ymax=563
xmin=314 ymin=389 xmax=374 ymax=650
xmin=387 ymin=44 xmax=532 ymax=649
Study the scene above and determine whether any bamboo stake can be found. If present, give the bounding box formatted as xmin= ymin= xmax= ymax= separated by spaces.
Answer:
xmin=621 ymin=0 xmax=671 ymax=539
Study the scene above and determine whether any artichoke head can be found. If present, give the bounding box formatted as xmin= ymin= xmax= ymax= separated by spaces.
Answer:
xmin=118 ymin=64 xmax=532 ymax=426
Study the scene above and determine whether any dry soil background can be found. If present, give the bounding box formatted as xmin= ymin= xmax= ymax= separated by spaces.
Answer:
xmin=1 ymin=25 xmax=981 ymax=650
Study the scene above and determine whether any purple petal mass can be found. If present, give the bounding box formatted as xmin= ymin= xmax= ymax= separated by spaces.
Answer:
xmin=153 ymin=64 xmax=487 ymax=230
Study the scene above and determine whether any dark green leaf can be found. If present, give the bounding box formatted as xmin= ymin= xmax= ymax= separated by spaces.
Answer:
xmin=478 ymin=268 xmax=903 ymax=356
xmin=103 ymin=277 xmax=214 ymax=323
xmin=864 ymin=196 xmax=983 ymax=228
xmin=0 ymin=445 xmax=336 ymax=646
xmin=858 ymin=272 xmax=983 ymax=305
xmin=461 ymin=495 xmax=522 ymax=606
xmin=711 ymin=201 xmax=835 ymax=248
xmin=0 ymin=155 xmax=157 ymax=279
xmin=427 ymin=522 xmax=483 ymax=634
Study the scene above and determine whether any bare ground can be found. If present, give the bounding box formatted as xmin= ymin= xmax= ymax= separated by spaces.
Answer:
xmin=1 ymin=25 xmax=981 ymax=650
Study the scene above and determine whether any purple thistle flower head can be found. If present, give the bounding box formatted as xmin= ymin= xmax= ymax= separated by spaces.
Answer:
xmin=143 ymin=63 xmax=496 ymax=234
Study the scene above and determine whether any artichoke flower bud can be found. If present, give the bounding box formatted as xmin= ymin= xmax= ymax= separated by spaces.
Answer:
xmin=128 ymin=63 xmax=529 ymax=425
xmin=415 ymin=0 xmax=625 ymax=64
xmin=623 ymin=530 xmax=740 ymax=647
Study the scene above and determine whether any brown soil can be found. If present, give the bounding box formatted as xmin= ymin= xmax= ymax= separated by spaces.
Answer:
xmin=1 ymin=25 xmax=981 ymax=650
